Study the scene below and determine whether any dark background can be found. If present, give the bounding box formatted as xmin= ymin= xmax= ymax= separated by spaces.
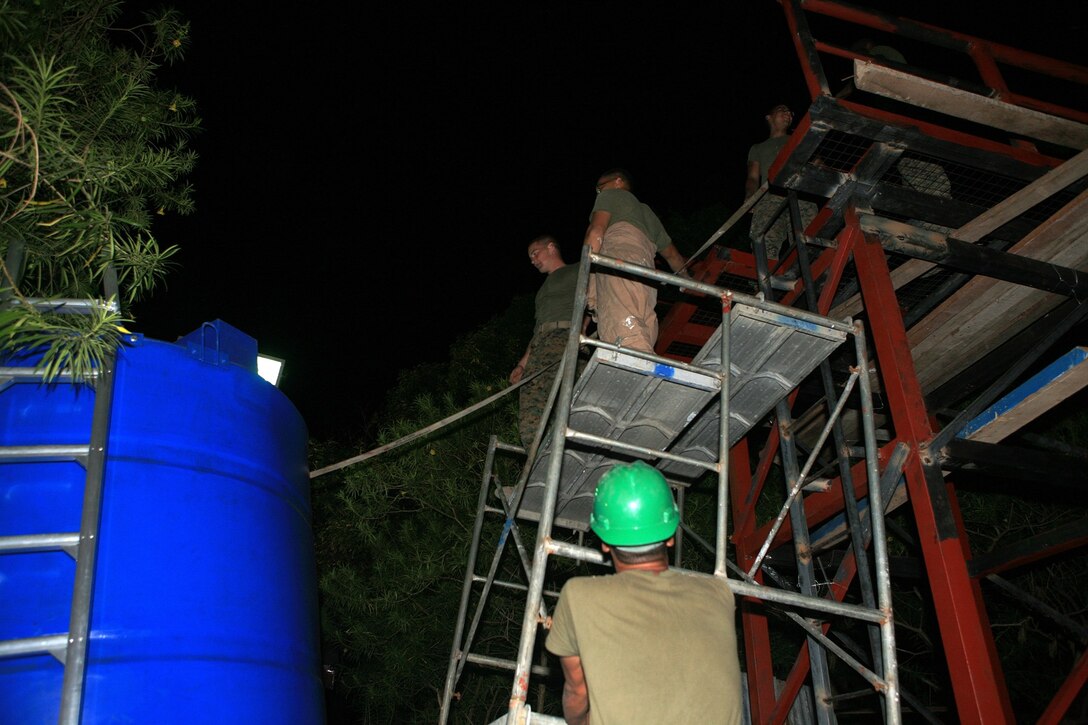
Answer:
xmin=127 ymin=1 xmax=1085 ymax=439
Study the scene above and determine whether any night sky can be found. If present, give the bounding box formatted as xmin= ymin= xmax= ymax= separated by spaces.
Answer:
xmin=127 ymin=1 xmax=1085 ymax=440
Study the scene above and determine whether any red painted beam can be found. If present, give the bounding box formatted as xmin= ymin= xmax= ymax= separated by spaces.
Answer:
xmin=782 ymin=0 xmax=830 ymax=101
xmin=1037 ymin=646 xmax=1088 ymax=725
xmin=970 ymin=518 xmax=1088 ymax=578
xmin=800 ymin=0 xmax=1088 ymax=86
xmin=731 ymin=440 xmax=779 ymax=723
xmin=771 ymin=638 xmax=819 ymax=725
xmin=767 ymin=487 xmax=873 ymax=723
xmin=850 ymin=206 xmax=1014 ymax=723
xmin=656 ymin=253 xmax=764 ymax=362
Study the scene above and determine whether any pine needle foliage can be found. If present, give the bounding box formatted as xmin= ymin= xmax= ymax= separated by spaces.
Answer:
xmin=0 ymin=296 xmax=127 ymax=380
xmin=0 ymin=0 xmax=198 ymax=379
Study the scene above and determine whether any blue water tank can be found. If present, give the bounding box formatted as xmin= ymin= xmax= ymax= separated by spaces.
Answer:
xmin=0 ymin=322 xmax=324 ymax=723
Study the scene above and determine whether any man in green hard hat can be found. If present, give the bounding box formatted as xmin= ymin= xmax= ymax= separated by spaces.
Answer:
xmin=545 ymin=461 xmax=743 ymax=725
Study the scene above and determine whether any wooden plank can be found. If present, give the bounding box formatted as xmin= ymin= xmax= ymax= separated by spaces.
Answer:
xmin=954 ymin=146 xmax=1088 ymax=242
xmin=958 ymin=347 xmax=1088 ymax=443
xmin=827 ymin=131 xmax=1088 ymax=321
xmin=908 ymin=187 xmax=1088 ymax=392
xmin=925 ymin=300 xmax=1081 ymax=411
xmin=808 ymin=351 xmax=1088 ymax=551
xmin=854 ymin=61 xmax=1088 ymax=150
xmin=913 ymin=287 xmax=1062 ymax=392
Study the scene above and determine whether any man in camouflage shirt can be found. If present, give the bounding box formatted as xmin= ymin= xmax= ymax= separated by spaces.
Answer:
xmin=509 ymin=236 xmax=582 ymax=448
xmin=744 ymin=103 xmax=817 ymax=261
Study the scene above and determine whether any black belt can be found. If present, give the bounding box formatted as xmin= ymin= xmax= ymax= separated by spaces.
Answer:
xmin=536 ymin=320 xmax=573 ymax=334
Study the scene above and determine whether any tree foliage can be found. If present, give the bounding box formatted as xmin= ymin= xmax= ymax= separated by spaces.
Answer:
xmin=312 ymin=301 xmax=543 ymax=723
xmin=0 ymin=0 xmax=198 ymax=378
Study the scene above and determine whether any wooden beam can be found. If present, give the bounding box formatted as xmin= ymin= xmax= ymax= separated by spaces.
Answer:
xmin=771 ymin=96 xmax=1087 ymax=328
xmin=908 ymin=187 xmax=1088 ymax=392
xmin=809 ymin=96 xmax=1061 ymax=182
xmin=958 ymin=347 xmax=1088 ymax=443
xmin=854 ymin=61 xmax=1088 ymax=150
xmin=925 ymin=300 xmax=1083 ymax=411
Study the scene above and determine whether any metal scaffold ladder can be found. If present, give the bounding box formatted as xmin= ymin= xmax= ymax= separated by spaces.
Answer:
xmin=440 ymin=237 xmax=903 ymax=724
xmin=0 ymin=240 xmax=119 ymax=723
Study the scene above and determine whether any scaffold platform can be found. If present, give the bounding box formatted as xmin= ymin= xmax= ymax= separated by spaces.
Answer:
xmin=514 ymin=303 xmax=847 ymax=531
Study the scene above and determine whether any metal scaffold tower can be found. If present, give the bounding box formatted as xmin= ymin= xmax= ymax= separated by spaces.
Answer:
xmin=443 ymin=1 xmax=1088 ymax=722
xmin=440 ymin=242 xmax=898 ymax=725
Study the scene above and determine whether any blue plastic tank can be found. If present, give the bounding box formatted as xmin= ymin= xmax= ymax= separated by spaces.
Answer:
xmin=0 ymin=321 xmax=324 ymax=723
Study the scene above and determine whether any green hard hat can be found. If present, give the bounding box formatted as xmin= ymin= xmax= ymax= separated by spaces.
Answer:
xmin=590 ymin=461 xmax=679 ymax=546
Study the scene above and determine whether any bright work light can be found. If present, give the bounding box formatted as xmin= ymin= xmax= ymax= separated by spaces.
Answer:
xmin=257 ymin=354 xmax=285 ymax=387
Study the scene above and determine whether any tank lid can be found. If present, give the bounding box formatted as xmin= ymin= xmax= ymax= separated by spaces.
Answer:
xmin=176 ymin=320 xmax=258 ymax=373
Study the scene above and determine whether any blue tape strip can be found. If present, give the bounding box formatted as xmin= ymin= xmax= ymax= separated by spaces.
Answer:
xmin=652 ymin=363 xmax=676 ymax=379
xmin=959 ymin=347 xmax=1087 ymax=439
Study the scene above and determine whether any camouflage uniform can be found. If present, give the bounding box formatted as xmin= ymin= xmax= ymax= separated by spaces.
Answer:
xmin=747 ymin=132 xmax=818 ymax=260
xmin=518 ymin=326 xmax=571 ymax=448
xmin=749 ymin=193 xmax=817 ymax=260
xmin=518 ymin=262 xmax=582 ymax=448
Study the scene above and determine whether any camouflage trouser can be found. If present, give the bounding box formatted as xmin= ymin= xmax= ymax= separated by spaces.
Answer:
xmin=750 ymin=193 xmax=818 ymax=260
xmin=519 ymin=328 xmax=570 ymax=449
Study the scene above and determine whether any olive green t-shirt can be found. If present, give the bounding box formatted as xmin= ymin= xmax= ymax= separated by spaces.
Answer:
xmin=592 ymin=189 xmax=672 ymax=252
xmin=535 ymin=263 xmax=580 ymax=326
xmin=747 ymin=134 xmax=790 ymax=185
xmin=546 ymin=569 xmax=743 ymax=725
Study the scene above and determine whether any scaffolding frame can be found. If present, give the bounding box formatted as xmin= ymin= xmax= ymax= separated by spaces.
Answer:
xmin=441 ymin=235 xmax=903 ymax=724
xmin=442 ymin=3 xmax=1087 ymax=721
xmin=654 ymin=4 xmax=1088 ymax=722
